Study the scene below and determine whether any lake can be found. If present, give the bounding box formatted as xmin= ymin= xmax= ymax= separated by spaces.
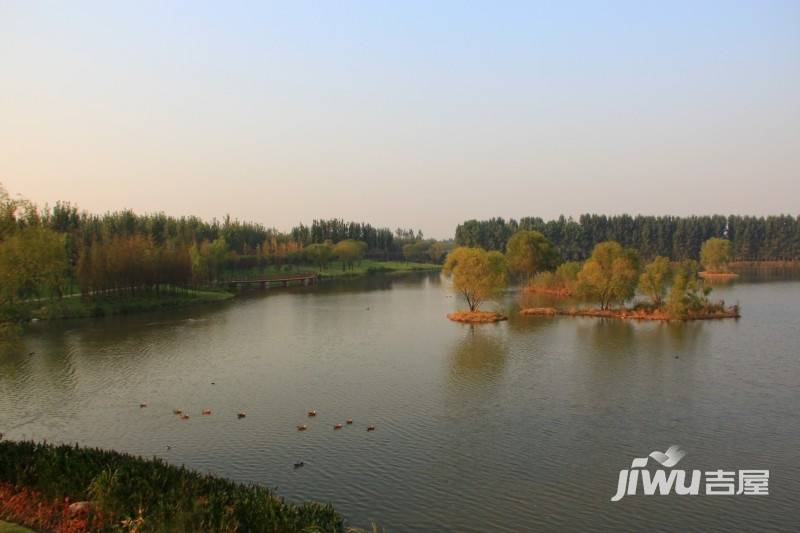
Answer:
xmin=2 ymin=270 xmax=799 ymax=532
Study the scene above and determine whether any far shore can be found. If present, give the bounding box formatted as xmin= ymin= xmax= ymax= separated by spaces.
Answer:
xmin=9 ymin=261 xmax=440 ymax=324
xmin=698 ymin=271 xmax=739 ymax=280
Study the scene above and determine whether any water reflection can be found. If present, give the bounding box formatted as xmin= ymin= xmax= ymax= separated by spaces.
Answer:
xmin=1 ymin=269 xmax=799 ymax=532
xmin=447 ymin=326 xmax=508 ymax=392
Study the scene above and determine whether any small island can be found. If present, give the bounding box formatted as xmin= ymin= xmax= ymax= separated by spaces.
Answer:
xmin=442 ymin=247 xmax=508 ymax=323
xmin=697 ymin=238 xmax=740 ymax=280
xmin=441 ymin=232 xmax=743 ymax=323
xmin=447 ymin=311 xmax=508 ymax=323
xmin=519 ymin=240 xmax=740 ymax=321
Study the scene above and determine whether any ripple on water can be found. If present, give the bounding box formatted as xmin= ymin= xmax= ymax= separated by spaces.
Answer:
xmin=2 ymin=274 xmax=800 ymax=532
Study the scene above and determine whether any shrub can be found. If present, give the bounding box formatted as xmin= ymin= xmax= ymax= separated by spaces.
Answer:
xmin=0 ymin=440 xmax=344 ymax=532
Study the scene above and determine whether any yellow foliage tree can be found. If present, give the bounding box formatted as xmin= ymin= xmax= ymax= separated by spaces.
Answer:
xmin=443 ymin=247 xmax=507 ymax=312
xmin=576 ymin=241 xmax=639 ymax=309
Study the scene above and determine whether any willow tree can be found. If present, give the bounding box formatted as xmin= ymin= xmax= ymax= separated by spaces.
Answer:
xmin=0 ymin=226 xmax=68 ymax=303
xmin=505 ymin=230 xmax=560 ymax=282
xmin=333 ymin=239 xmax=366 ymax=270
xmin=304 ymin=242 xmax=334 ymax=271
xmin=700 ymin=237 xmax=732 ymax=272
xmin=638 ymin=256 xmax=671 ymax=307
xmin=576 ymin=241 xmax=639 ymax=310
xmin=666 ymin=260 xmax=709 ymax=318
xmin=443 ymin=247 xmax=507 ymax=312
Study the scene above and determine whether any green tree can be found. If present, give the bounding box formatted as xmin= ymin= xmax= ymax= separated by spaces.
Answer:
xmin=700 ymin=237 xmax=732 ymax=272
xmin=333 ymin=239 xmax=366 ymax=270
xmin=0 ymin=226 xmax=68 ymax=303
xmin=505 ymin=230 xmax=560 ymax=282
xmin=428 ymin=241 xmax=454 ymax=263
xmin=443 ymin=247 xmax=507 ymax=312
xmin=637 ymin=256 xmax=671 ymax=307
xmin=304 ymin=242 xmax=334 ymax=271
xmin=665 ymin=260 xmax=712 ymax=318
xmin=576 ymin=241 xmax=639 ymax=309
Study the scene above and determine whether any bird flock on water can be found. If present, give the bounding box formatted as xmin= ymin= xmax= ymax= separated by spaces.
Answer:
xmin=139 ymin=395 xmax=376 ymax=469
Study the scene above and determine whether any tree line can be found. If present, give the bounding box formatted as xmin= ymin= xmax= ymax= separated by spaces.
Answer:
xmin=455 ymin=214 xmax=800 ymax=261
xmin=0 ymin=184 xmax=439 ymax=311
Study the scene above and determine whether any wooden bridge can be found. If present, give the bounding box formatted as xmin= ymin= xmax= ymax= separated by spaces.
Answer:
xmin=226 ymin=272 xmax=319 ymax=290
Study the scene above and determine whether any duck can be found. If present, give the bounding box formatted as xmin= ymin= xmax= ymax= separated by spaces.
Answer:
xmin=202 ymin=409 xmax=212 ymax=416
xmin=237 ymin=412 xmax=246 ymax=419
xmin=367 ymin=425 xmax=376 ymax=432
xmin=308 ymin=410 xmax=317 ymax=417
xmin=180 ymin=414 xmax=190 ymax=420
xmin=297 ymin=424 xmax=308 ymax=431
xmin=346 ymin=419 xmax=353 ymax=425
xmin=173 ymin=409 xmax=183 ymax=415
xmin=293 ymin=461 xmax=305 ymax=469
xmin=140 ymin=402 xmax=148 ymax=408
xmin=334 ymin=423 xmax=343 ymax=430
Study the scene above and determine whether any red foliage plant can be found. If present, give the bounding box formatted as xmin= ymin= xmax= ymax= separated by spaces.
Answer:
xmin=0 ymin=482 xmax=109 ymax=532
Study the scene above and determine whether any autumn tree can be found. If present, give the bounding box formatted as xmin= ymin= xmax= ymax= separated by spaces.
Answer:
xmin=666 ymin=260 xmax=710 ymax=318
xmin=442 ymin=247 xmax=507 ymax=312
xmin=304 ymin=242 xmax=334 ymax=271
xmin=428 ymin=241 xmax=454 ymax=263
xmin=333 ymin=239 xmax=366 ymax=270
xmin=505 ymin=230 xmax=560 ymax=282
xmin=531 ymin=260 xmax=581 ymax=294
xmin=576 ymin=241 xmax=639 ymax=309
xmin=638 ymin=256 xmax=671 ymax=307
xmin=0 ymin=226 xmax=68 ymax=303
xmin=700 ymin=237 xmax=732 ymax=272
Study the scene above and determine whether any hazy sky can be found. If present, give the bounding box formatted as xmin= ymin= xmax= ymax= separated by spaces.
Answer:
xmin=1 ymin=1 xmax=798 ymax=238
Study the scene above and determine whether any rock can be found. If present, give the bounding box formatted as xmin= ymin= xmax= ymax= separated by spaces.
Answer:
xmin=68 ymin=501 xmax=93 ymax=517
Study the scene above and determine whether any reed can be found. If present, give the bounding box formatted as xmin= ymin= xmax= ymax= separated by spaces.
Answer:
xmin=0 ymin=440 xmax=343 ymax=532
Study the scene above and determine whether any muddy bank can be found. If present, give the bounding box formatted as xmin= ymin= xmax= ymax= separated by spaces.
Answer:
xmin=447 ymin=311 xmax=508 ymax=323
xmin=520 ymin=306 xmax=740 ymax=321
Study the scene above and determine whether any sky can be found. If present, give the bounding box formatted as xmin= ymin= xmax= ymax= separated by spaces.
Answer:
xmin=1 ymin=1 xmax=798 ymax=238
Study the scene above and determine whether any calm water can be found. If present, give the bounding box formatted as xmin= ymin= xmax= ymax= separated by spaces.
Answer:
xmin=2 ymin=271 xmax=799 ymax=532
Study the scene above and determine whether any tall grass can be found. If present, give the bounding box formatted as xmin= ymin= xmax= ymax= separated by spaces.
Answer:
xmin=0 ymin=440 xmax=343 ymax=532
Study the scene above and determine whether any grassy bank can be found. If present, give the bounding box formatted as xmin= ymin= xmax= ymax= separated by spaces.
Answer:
xmin=0 ymin=440 xmax=343 ymax=533
xmin=13 ymin=289 xmax=234 ymax=321
xmin=221 ymin=260 xmax=441 ymax=281
xmin=2 ymin=261 xmax=438 ymax=325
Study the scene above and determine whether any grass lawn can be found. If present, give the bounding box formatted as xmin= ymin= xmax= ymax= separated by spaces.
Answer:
xmin=222 ymin=259 xmax=441 ymax=280
xmin=17 ymin=288 xmax=234 ymax=320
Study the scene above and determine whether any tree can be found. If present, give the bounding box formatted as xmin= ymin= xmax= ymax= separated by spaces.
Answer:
xmin=666 ymin=260 xmax=709 ymax=318
xmin=333 ymin=239 xmax=366 ymax=270
xmin=637 ymin=256 xmax=671 ymax=307
xmin=700 ymin=237 xmax=732 ymax=272
xmin=554 ymin=261 xmax=581 ymax=290
xmin=576 ymin=241 xmax=639 ymax=309
xmin=428 ymin=241 xmax=454 ymax=263
xmin=505 ymin=230 xmax=560 ymax=282
xmin=304 ymin=242 xmax=334 ymax=271
xmin=442 ymin=247 xmax=507 ymax=312
xmin=0 ymin=226 xmax=68 ymax=303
